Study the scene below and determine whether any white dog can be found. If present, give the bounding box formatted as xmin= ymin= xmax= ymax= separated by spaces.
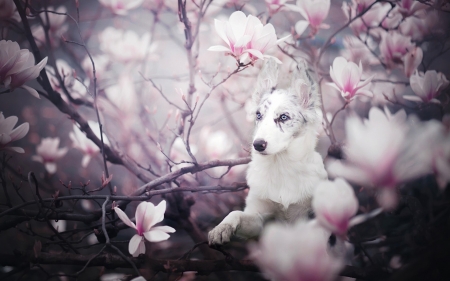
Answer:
xmin=208 ymin=58 xmax=328 ymax=244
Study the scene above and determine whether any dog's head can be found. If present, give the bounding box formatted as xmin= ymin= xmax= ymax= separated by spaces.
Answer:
xmin=250 ymin=58 xmax=321 ymax=155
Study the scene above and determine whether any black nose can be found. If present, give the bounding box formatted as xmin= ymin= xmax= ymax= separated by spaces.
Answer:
xmin=253 ymin=139 xmax=267 ymax=152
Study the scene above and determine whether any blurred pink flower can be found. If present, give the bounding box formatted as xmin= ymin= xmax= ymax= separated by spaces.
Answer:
xmin=99 ymin=27 xmax=153 ymax=64
xmin=341 ymin=36 xmax=378 ymax=69
xmin=0 ymin=112 xmax=29 ymax=153
xmin=312 ymin=178 xmax=358 ymax=236
xmin=208 ymin=11 xmax=286 ymax=64
xmin=114 ymin=200 xmax=175 ymax=257
xmin=99 ymin=0 xmax=144 ymax=15
xmin=0 ymin=0 xmax=20 ymax=21
xmin=286 ymin=0 xmax=330 ymax=35
xmin=69 ymin=124 xmax=99 ymax=168
xmin=81 ymin=55 xmax=109 ymax=81
xmin=0 ymin=40 xmax=48 ymax=98
xmin=31 ymin=6 xmax=68 ymax=47
xmin=265 ymin=0 xmax=288 ymax=15
xmin=32 ymin=137 xmax=68 ymax=174
xmin=405 ymin=70 xmax=449 ymax=104
xmin=379 ymin=31 xmax=414 ymax=69
xmin=343 ymin=1 xmax=388 ymax=37
xmin=249 ymin=221 xmax=344 ymax=281
xmin=403 ymin=46 xmax=423 ymax=78
xmin=431 ymin=125 xmax=450 ymax=190
xmin=399 ymin=10 xmax=436 ymax=41
xmin=327 ymin=107 xmax=441 ymax=209
xmin=329 ymin=56 xmax=373 ymax=101
xmin=397 ymin=0 xmax=427 ymax=17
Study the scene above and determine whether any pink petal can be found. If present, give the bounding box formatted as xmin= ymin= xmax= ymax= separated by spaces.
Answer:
xmin=9 ymin=122 xmax=29 ymax=141
xmin=114 ymin=207 xmax=137 ymax=230
xmin=295 ymin=20 xmax=309 ymax=36
xmin=207 ymin=45 xmax=232 ymax=52
xmin=143 ymin=229 xmax=170 ymax=242
xmin=135 ymin=201 xmax=155 ymax=233
xmin=214 ymin=19 xmax=229 ymax=46
xmin=152 ymin=225 xmax=176 ymax=233
xmin=129 ymin=234 xmax=145 ymax=257
xmin=20 ymin=85 xmax=40 ymax=98
xmin=45 ymin=162 xmax=57 ymax=174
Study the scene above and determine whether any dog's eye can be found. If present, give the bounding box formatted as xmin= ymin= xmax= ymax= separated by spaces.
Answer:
xmin=256 ymin=112 xmax=262 ymax=120
xmin=279 ymin=114 xmax=290 ymax=122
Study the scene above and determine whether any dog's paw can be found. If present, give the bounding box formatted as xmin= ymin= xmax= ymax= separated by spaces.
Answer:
xmin=208 ymin=224 xmax=235 ymax=245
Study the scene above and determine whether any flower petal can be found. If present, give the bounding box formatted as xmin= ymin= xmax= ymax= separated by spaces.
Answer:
xmin=114 ymin=207 xmax=137 ymax=230
xmin=143 ymin=229 xmax=170 ymax=242
xmin=129 ymin=234 xmax=144 ymax=257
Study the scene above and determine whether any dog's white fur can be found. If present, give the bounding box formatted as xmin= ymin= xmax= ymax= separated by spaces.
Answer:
xmin=208 ymin=59 xmax=328 ymax=244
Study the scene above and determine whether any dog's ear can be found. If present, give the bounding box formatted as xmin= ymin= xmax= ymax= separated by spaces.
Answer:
xmin=290 ymin=59 xmax=320 ymax=110
xmin=252 ymin=58 xmax=279 ymax=105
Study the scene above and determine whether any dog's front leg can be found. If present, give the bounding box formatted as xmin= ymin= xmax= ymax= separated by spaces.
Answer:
xmin=208 ymin=197 xmax=274 ymax=245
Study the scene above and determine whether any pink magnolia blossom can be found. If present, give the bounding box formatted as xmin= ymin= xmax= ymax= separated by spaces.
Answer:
xmin=403 ymin=47 xmax=423 ymax=78
xmin=379 ymin=31 xmax=415 ymax=69
xmin=31 ymin=6 xmax=68 ymax=47
xmin=32 ymin=137 xmax=68 ymax=174
xmin=329 ymin=56 xmax=373 ymax=101
xmin=397 ymin=0 xmax=427 ymax=17
xmin=0 ymin=40 xmax=48 ymax=98
xmin=0 ymin=0 xmax=20 ymax=21
xmin=81 ymin=55 xmax=109 ymax=80
xmin=208 ymin=11 xmax=286 ymax=64
xmin=343 ymin=1 xmax=389 ymax=37
xmin=327 ymin=107 xmax=442 ymax=209
xmin=114 ymin=200 xmax=175 ymax=257
xmin=249 ymin=221 xmax=344 ymax=281
xmin=312 ymin=178 xmax=359 ymax=236
xmin=69 ymin=124 xmax=100 ymax=168
xmin=99 ymin=0 xmax=144 ymax=15
xmin=265 ymin=0 xmax=288 ymax=16
xmin=405 ymin=70 xmax=449 ymax=104
xmin=286 ymin=0 xmax=330 ymax=35
xmin=399 ymin=10 xmax=435 ymax=41
xmin=341 ymin=36 xmax=378 ymax=69
xmin=0 ymin=112 xmax=29 ymax=153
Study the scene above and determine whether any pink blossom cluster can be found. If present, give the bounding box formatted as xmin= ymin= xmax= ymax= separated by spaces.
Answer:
xmin=208 ymin=11 xmax=288 ymax=64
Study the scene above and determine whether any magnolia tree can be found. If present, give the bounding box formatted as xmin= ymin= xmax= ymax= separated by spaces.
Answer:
xmin=0 ymin=0 xmax=450 ymax=280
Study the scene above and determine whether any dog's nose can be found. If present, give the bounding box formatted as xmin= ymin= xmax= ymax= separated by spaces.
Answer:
xmin=253 ymin=139 xmax=267 ymax=152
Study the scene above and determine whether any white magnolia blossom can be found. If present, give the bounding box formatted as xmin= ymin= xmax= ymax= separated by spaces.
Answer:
xmin=328 ymin=107 xmax=442 ymax=209
xmin=69 ymin=124 xmax=100 ymax=168
xmin=32 ymin=137 xmax=68 ymax=174
xmin=208 ymin=11 xmax=288 ymax=64
xmin=114 ymin=200 xmax=175 ymax=257
xmin=0 ymin=112 xmax=29 ymax=153
xmin=31 ymin=6 xmax=68 ymax=47
xmin=99 ymin=27 xmax=153 ymax=63
xmin=313 ymin=178 xmax=359 ymax=235
xmin=250 ymin=221 xmax=344 ymax=281
xmin=46 ymin=59 xmax=90 ymax=101
xmin=0 ymin=40 xmax=48 ymax=98
xmin=405 ymin=70 xmax=449 ymax=104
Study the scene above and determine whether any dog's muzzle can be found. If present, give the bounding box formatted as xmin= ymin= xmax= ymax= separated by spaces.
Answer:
xmin=253 ymin=139 xmax=267 ymax=152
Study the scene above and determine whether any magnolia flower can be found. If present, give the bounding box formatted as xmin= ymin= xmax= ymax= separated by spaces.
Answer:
xmin=99 ymin=0 xmax=144 ymax=15
xmin=327 ymin=107 xmax=442 ymax=209
xmin=343 ymin=1 xmax=390 ymax=38
xmin=32 ymin=137 xmax=68 ymax=174
xmin=99 ymin=27 xmax=152 ymax=64
xmin=312 ymin=178 xmax=358 ymax=236
xmin=397 ymin=0 xmax=427 ymax=17
xmin=69 ymin=124 xmax=100 ymax=168
xmin=0 ymin=40 xmax=48 ymax=98
xmin=403 ymin=46 xmax=423 ymax=78
xmin=405 ymin=70 xmax=449 ymax=104
xmin=114 ymin=201 xmax=175 ymax=257
xmin=208 ymin=11 xmax=286 ymax=64
xmin=81 ymin=55 xmax=109 ymax=80
xmin=399 ymin=10 xmax=434 ymax=41
xmin=329 ymin=56 xmax=373 ymax=100
xmin=379 ymin=31 xmax=415 ymax=69
xmin=341 ymin=36 xmax=378 ymax=69
xmin=286 ymin=0 xmax=330 ymax=35
xmin=0 ymin=112 xmax=29 ymax=153
xmin=265 ymin=0 xmax=288 ymax=16
xmin=249 ymin=221 xmax=344 ymax=281
xmin=0 ymin=0 xmax=20 ymax=21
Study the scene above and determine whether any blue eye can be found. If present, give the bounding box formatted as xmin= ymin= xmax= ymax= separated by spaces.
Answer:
xmin=279 ymin=114 xmax=289 ymax=121
xmin=256 ymin=112 xmax=262 ymax=120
